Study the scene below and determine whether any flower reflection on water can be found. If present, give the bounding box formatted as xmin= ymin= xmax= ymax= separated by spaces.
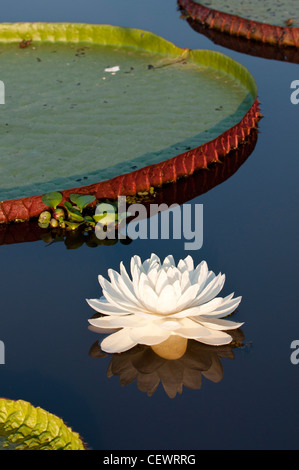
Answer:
xmin=89 ymin=329 xmax=245 ymax=398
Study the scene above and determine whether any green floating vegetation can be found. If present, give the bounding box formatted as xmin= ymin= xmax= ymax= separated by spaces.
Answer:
xmin=69 ymin=193 xmax=96 ymax=212
xmin=40 ymin=191 xmax=128 ymax=231
xmin=40 ymin=192 xmax=96 ymax=230
xmin=0 ymin=398 xmax=85 ymax=450
xmin=41 ymin=191 xmax=63 ymax=210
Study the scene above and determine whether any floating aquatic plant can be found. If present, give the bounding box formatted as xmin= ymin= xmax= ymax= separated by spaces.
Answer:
xmin=87 ymin=254 xmax=243 ymax=358
xmin=39 ymin=192 xmax=131 ymax=235
xmin=0 ymin=398 xmax=85 ymax=450
xmin=41 ymin=191 xmax=63 ymax=210
xmin=69 ymin=194 xmax=96 ymax=212
xmin=39 ymin=192 xmax=105 ymax=230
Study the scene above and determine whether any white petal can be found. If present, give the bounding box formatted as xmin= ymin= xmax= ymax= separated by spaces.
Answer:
xmin=194 ymin=330 xmax=233 ymax=346
xmin=199 ymin=295 xmax=242 ymax=318
xmin=194 ymin=261 xmax=209 ymax=291
xmin=139 ymin=280 xmax=159 ymax=312
xmin=87 ymin=298 xmax=161 ymax=321
xmin=131 ymin=265 xmax=142 ymax=299
xmin=98 ymin=274 xmax=128 ymax=302
xmin=129 ymin=324 xmax=170 ymax=345
xmin=175 ymin=283 xmax=200 ymax=312
xmin=189 ymin=260 xmax=207 ymax=283
xmin=192 ymin=273 xmax=225 ymax=306
xmin=119 ymin=260 xmax=131 ymax=280
xmin=155 ymin=319 xmax=181 ymax=330
xmin=195 ymin=317 xmax=244 ymax=331
xmin=172 ymin=279 xmax=182 ymax=300
xmin=170 ymin=297 xmax=223 ymax=318
xmin=119 ymin=261 xmax=147 ymax=308
xmin=99 ymin=275 xmax=143 ymax=312
xmin=155 ymin=269 xmax=169 ymax=296
xmin=174 ymin=318 xmax=212 ymax=338
xmin=164 ymin=266 xmax=180 ymax=284
xmin=100 ymin=329 xmax=137 ymax=353
xmin=177 ymin=258 xmax=187 ymax=273
xmin=184 ymin=255 xmax=194 ymax=271
xmin=107 ymin=268 xmax=139 ymax=307
xmin=88 ymin=325 xmax=117 ymax=335
xmin=130 ymin=262 xmax=140 ymax=288
xmin=130 ymin=255 xmax=143 ymax=281
xmin=157 ymin=284 xmax=178 ymax=313
xmin=88 ymin=314 xmax=147 ymax=329
xmin=129 ymin=310 xmax=162 ymax=320
xmin=177 ymin=255 xmax=194 ymax=274
xmin=194 ymin=297 xmax=224 ymax=314
xmin=180 ymin=269 xmax=191 ymax=293
xmin=162 ymin=255 xmax=176 ymax=268
xmin=134 ymin=272 xmax=158 ymax=310
xmin=147 ymin=265 xmax=160 ymax=288
xmin=86 ymin=298 xmax=130 ymax=316
xmin=142 ymin=253 xmax=162 ymax=275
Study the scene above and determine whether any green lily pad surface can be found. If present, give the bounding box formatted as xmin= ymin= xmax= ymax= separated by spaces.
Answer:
xmin=193 ymin=0 xmax=299 ymax=26
xmin=0 ymin=24 xmax=256 ymax=202
xmin=0 ymin=398 xmax=85 ymax=450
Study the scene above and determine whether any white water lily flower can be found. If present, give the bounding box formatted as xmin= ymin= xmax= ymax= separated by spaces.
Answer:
xmin=87 ymin=254 xmax=243 ymax=354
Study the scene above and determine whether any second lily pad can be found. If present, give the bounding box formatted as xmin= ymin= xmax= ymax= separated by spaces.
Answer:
xmin=179 ymin=0 xmax=299 ymax=46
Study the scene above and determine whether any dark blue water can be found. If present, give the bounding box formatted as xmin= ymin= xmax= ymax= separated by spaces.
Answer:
xmin=0 ymin=0 xmax=299 ymax=450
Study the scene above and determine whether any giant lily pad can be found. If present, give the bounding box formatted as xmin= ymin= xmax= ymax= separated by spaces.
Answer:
xmin=0 ymin=398 xmax=85 ymax=450
xmin=178 ymin=0 xmax=299 ymax=47
xmin=0 ymin=23 xmax=260 ymax=223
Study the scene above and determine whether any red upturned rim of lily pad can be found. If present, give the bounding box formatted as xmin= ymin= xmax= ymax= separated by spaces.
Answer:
xmin=0 ymin=127 xmax=259 ymax=245
xmin=0 ymin=98 xmax=261 ymax=223
xmin=186 ymin=17 xmax=299 ymax=64
xmin=0 ymin=23 xmax=261 ymax=224
xmin=178 ymin=0 xmax=299 ymax=47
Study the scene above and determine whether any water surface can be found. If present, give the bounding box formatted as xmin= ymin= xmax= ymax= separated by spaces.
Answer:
xmin=0 ymin=0 xmax=298 ymax=451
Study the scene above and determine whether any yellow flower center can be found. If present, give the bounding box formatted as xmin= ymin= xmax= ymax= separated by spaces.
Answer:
xmin=151 ymin=335 xmax=188 ymax=360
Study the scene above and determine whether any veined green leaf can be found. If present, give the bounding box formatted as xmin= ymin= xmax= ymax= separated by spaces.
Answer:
xmin=64 ymin=201 xmax=85 ymax=222
xmin=42 ymin=192 xmax=63 ymax=209
xmin=69 ymin=194 xmax=96 ymax=212
xmin=0 ymin=398 xmax=85 ymax=450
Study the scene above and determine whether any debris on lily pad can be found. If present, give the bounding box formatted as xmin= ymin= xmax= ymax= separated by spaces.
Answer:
xmin=104 ymin=65 xmax=120 ymax=72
